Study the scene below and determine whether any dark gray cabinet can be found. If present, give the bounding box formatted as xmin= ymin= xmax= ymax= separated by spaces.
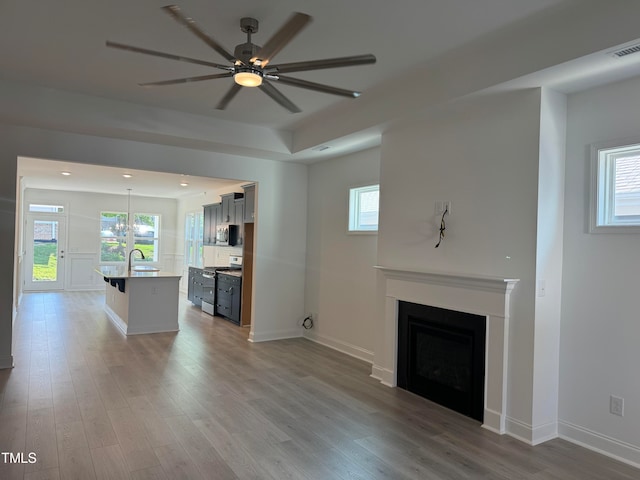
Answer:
xmin=234 ymin=198 xmax=244 ymax=244
xmin=188 ymin=267 xmax=202 ymax=306
xmin=243 ymin=184 xmax=255 ymax=223
xmin=234 ymin=198 xmax=244 ymax=225
xmin=220 ymin=193 xmax=243 ymax=224
xmin=203 ymin=203 xmax=221 ymax=246
xmin=215 ymin=273 xmax=241 ymax=325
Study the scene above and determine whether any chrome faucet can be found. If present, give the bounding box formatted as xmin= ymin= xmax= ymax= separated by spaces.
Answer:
xmin=128 ymin=248 xmax=145 ymax=273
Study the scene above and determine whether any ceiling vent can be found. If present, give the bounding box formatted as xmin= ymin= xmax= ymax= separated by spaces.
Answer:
xmin=311 ymin=145 xmax=331 ymax=152
xmin=611 ymin=44 xmax=640 ymax=58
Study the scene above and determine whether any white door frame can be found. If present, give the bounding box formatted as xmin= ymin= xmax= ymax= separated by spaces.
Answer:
xmin=24 ymin=213 xmax=67 ymax=291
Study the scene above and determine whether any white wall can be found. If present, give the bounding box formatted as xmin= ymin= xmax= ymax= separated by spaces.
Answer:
xmin=22 ymin=188 xmax=178 ymax=290
xmin=0 ymin=124 xmax=308 ymax=369
xmin=376 ymin=90 xmax=542 ymax=436
xmin=560 ymin=75 xmax=640 ymax=465
xmin=304 ymin=147 xmax=380 ymax=362
xmin=531 ymin=89 xmax=566 ymax=442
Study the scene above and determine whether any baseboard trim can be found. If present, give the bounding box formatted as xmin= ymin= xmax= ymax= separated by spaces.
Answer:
xmin=505 ymin=416 xmax=534 ymax=445
xmin=248 ymin=328 xmax=303 ymax=343
xmin=303 ymin=331 xmax=374 ymax=364
xmin=104 ymin=304 xmax=127 ymax=336
xmin=0 ymin=355 xmax=14 ymax=369
xmin=559 ymin=420 xmax=640 ymax=469
xmin=482 ymin=408 xmax=505 ymax=435
xmin=531 ymin=421 xmax=558 ymax=446
xmin=371 ymin=364 xmax=394 ymax=387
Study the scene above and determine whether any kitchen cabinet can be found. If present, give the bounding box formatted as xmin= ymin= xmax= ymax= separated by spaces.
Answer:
xmin=220 ymin=193 xmax=244 ymax=224
xmin=187 ymin=267 xmax=196 ymax=302
xmin=97 ymin=266 xmax=181 ymax=335
xmin=233 ymin=198 xmax=244 ymax=225
xmin=188 ymin=267 xmax=203 ymax=306
xmin=215 ymin=273 xmax=241 ymax=325
xmin=203 ymin=203 xmax=221 ymax=246
xmin=234 ymin=198 xmax=244 ymax=244
xmin=188 ymin=267 xmax=214 ymax=307
xmin=242 ymin=183 xmax=256 ymax=223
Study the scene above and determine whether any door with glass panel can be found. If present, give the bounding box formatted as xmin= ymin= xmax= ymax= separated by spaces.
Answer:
xmin=24 ymin=214 xmax=66 ymax=291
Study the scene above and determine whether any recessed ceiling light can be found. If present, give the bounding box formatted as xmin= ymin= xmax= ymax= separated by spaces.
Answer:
xmin=61 ymin=171 xmax=71 ymax=176
xmin=180 ymin=182 xmax=189 ymax=187
xmin=122 ymin=174 xmax=133 ymax=178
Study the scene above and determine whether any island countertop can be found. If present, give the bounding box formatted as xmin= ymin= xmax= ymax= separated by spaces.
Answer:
xmin=96 ymin=266 xmax=182 ymax=279
xmin=96 ymin=265 xmax=181 ymax=335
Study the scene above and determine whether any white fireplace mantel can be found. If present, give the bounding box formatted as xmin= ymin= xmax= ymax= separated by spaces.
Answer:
xmin=373 ymin=265 xmax=519 ymax=435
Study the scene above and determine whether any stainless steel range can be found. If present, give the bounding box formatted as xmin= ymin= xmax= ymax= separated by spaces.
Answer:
xmin=200 ymin=256 xmax=242 ymax=316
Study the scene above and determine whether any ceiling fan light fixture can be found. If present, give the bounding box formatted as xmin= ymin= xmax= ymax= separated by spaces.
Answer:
xmin=234 ymin=68 xmax=263 ymax=87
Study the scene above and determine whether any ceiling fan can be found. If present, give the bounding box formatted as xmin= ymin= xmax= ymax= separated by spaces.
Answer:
xmin=106 ymin=5 xmax=376 ymax=113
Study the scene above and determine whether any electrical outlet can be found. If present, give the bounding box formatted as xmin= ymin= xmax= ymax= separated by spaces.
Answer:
xmin=610 ymin=395 xmax=624 ymax=416
xmin=537 ymin=279 xmax=546 ymax=297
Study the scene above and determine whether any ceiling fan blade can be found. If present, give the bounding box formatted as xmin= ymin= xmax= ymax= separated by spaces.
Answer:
xmin=274 ymin=75 xmax=361 ymax=98
xmin=106 ymin=41 xmax=232 ymax=70
xmin=162 ymin=5 xmax=236 ymax=63
xmin=216 ymin=84 xmax=242 ymax=110
xmin=254 ymin=12 xmax=311 ymax=65
xmin=266 ymin=54 xmax=376 ymax=74
xmin=139 ymin=72 xmax=233 ymax=87
xmin=260 ymin=81 xmax=301 ymax=113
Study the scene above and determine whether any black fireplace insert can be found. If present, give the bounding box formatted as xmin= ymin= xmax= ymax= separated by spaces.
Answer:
xmin=397 ymin=301 xmax=486 ymax=422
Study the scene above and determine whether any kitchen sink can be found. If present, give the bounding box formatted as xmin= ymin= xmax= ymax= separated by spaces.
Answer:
xmin=132 ymin=266 xmax=160 ymax=272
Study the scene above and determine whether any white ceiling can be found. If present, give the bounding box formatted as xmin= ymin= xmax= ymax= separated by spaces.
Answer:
xmin=0 ymin=0 xmax=570 ymax=130
xmin=6 ymin=0 xmax=640 ymax=196
xmin=18 ymin=157 xmax=242 ymax=198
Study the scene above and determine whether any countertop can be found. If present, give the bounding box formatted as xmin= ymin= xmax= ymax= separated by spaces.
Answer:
xmin=216 ymin=270 xmax=242 ymax=278
xmin=96 ymin=266 xmax=182 ymax=279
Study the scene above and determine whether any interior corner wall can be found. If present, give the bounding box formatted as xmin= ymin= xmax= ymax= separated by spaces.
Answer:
xmin=304 ymin=147 xmax=380 ymax=363
xmin=560 ymin=75 xmax=640 ymax=466
xmin=530 ymin=88 xmax=566 ymax=443
xmin=375 ymin=89 xmax=543 ymax=436
xmin=0 ymin=124 xmax=308 ymax=366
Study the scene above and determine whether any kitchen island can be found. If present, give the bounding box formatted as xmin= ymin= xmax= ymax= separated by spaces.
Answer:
xmin=96 ymin=266 xmax=182 ymax=335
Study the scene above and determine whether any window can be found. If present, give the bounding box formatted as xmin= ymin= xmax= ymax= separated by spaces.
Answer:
xmin=591 ymin=141 xmax=640 ymax=232
xmin=29 ymin=204 xmax=64 ymax=213
xmin=184 ymin=211 xmax=204 ymax=267
xmin=348 ymin=184 xmax=379 ymax=232
xmin=133 ymin=214 xmax=160 ymax=262
xmin=100 ymin=211 xmax=160 ymax=263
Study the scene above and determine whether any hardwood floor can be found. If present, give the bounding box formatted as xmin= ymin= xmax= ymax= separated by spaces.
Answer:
xmin=1 ymin=291 xmax=638 ymax=479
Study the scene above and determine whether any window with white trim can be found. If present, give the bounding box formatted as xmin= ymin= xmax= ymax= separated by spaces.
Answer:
xmin=184 ymin=211 xmax=204 ymax=267
xmin=592 ymin=141 xmax=640 ymax=232
xmin=348 ymin=184 xmax=379 ymax=232
xmin=100 ymin=211 xmax=160 ymax=263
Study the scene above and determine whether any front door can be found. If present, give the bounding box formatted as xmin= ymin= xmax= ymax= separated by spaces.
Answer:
xmin=24 ymin=214 xmax=66 ymax=291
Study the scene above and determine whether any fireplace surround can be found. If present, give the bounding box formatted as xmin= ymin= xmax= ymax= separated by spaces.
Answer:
xmin=374 ymin=266 xmax=519 ymax=434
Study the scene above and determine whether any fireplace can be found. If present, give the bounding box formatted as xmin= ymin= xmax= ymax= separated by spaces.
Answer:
xmin=397 ymin=301 xmax=486 ymax=421
xmin=373 ymin=266 xmax=518 ymax=434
